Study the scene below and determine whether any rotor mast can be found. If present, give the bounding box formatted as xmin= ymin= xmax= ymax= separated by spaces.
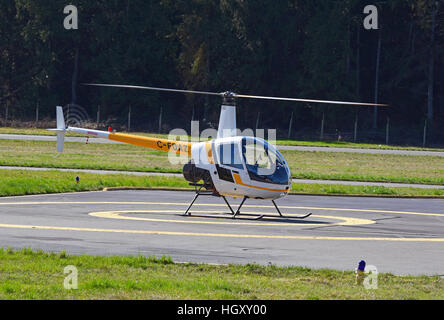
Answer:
xmin=218 ymin=91 xmax=237 ymax=139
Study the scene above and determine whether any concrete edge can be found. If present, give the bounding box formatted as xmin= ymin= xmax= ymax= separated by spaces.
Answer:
xmin=101 ymin=186 xmax=444 ymax=199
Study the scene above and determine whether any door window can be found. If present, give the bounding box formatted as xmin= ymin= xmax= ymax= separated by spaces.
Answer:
xmin=217 ymin=143 xmax=244 ymax=170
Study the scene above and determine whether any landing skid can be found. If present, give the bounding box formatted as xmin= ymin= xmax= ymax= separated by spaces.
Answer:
xmin=182 ymin=186 xmax=311 ymax=221
xmin=232 ymin=211 xmax=312 ymax=220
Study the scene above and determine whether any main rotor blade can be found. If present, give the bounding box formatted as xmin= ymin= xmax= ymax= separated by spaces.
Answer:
xmin=83 ymin=83 xmax=388 ymax=107
xmin=234 ymin=94 xmax=388 ymax=107
xmin=82 ymin=83 xmax=222 ymax=97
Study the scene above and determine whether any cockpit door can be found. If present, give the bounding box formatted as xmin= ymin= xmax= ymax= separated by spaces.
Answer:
xmin=213 ymin=140 xmax=245 ymax=184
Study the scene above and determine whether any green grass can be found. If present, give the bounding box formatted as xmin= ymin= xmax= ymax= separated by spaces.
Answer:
xmin=0 ymin=139 xmax=443 ymax=185
xmin=275 ymin=138 xmax=444 ymax=151
xmin=285 ymin=151 xmax=444 ymax=185
xmin=0 ymin=127 xmax=82 ymax=137
xmin=0 ymin=139 xmax=182 ymax=173
xmin=290 ymin=183 xmax=444 ymax=197
xmin=0 ymin=169 xmax=443 ymax=198
xmin=0 ymin=248 xmax=443 ymax=299
xmin=1 ymin=126 xmax=443 ymax=152
xmin=0 ymin=170 xmax=190 ymax=197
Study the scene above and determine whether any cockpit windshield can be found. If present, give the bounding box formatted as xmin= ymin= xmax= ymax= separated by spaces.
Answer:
xmin=241 ymin=137 xmax=290 ymax=185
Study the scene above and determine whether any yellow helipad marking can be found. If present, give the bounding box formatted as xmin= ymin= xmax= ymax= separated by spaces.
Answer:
xmin=0 ymin=223 xmax=443 ymax=242
xmin=89 ymin=210 xmax=374 ymax=227
xmin=0 ymin=201 xmax=442 ymax=217
xmin=0 ymin=200 xmax=443 ymax=242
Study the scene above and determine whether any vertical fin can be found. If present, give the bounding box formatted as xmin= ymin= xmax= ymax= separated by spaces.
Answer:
xmin=56 ymin=131 xmax=65 ymax=153
xmin=56 ymin=106 xmax=66 ymax=130
xmin=56 ymin=106 xmax=66 ymax=153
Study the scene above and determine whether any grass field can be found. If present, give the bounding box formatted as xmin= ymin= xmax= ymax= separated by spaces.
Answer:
xmin=0 ymin=139 xmax=443 ymax=185
xmin=1 ymin=127 xmax=443 ymax=152
xmin=0 ymin=248 xmax=443 ymax=299
xmin=0 ymin=169 xmax=190 ymax=197
xmin=0 ymin=169 xmax=443 ymax=198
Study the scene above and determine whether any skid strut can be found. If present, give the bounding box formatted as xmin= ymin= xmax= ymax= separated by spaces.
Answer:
xmin=183 ymin=184 xmax=213 ymax=216
xmin=182 ymin=191 xmax=311 ymax=220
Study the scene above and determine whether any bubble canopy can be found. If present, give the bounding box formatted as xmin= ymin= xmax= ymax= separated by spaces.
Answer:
xmin=241 ymin=137 xmax=290 ymax=185
xmin=214 ymin=136 xmax=291 ymax=186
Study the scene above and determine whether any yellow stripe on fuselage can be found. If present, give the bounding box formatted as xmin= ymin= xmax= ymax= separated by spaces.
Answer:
xmin=205 ymin=141 xmax=214 ymax=164
xmin=232 ymin=173 xmax=289 ymax=193
xmin=109 ymin=133 xmax=192 ymax=156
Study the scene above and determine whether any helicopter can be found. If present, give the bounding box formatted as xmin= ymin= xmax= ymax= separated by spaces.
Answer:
xmin=49 ymin=84 xmax=387 ymax=220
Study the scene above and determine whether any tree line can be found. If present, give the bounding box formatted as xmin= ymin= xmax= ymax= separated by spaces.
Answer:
xmin=0 ymin=0 xmax=443 ymax=143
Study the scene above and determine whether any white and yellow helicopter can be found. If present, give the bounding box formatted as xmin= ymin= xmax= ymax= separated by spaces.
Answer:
xmin=49 ymin=84 xmax=387 ymax=220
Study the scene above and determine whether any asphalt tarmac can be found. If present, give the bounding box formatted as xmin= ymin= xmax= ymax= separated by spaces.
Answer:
xmin=0 ymin=190 xmax=443 ymax=275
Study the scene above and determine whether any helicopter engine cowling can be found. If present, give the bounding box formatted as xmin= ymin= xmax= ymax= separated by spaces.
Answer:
xmin=183 ymin=161 xmax=214 ymax=189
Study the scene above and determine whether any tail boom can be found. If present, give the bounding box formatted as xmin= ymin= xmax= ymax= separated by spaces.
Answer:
xmin=65 ymin=126 xmax=192 ymax=156
xmin=48 ymin=107 xmax=192 ymax=155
